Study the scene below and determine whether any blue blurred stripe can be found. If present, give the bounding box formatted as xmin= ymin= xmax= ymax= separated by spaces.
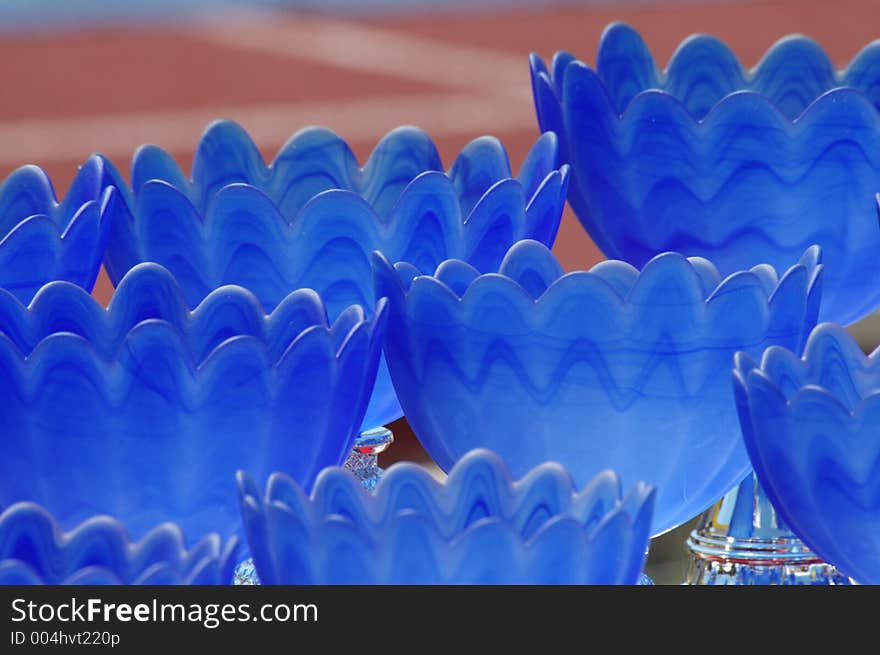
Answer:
xmin=0 ymin=0 xmax=257 ymax=31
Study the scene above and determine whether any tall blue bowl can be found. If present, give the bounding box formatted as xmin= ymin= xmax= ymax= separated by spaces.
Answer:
xmin=734 ymin=323 xmax=880 ymax=584
xmin=0 ymin=263 xmax=387 ymax=540
xmin=374 ymin=240 xmax=823 ymax=535
xmin=531 ymin=22 xmax=880 ymax=325
xmin=0 ymin=157 xmax=111 ymax=303
xmin=99 ymin=121 xmax=568 ymax=430
xmin=237 ymin=449 xmax=655 ymax=584
xmin=0 ymin=502 xmax=238 ymax=585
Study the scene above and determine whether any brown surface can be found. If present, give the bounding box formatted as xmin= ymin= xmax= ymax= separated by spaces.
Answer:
xmin=0 ymin=29 xmax=443 ymax=122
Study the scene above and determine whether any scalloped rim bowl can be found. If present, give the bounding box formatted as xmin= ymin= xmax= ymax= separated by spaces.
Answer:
xmin=734 ymin=322 xmax=880 ymax=584
xmin=374 ymin=239 xmax=823 ymax=535
xmin=530 ymin=22 xmax=880 ymax=326
xmin=0 ymin=502 xmax=238 ymax=585
xmin=237 ymin=449 xmax=655 ymax=584
xmin=0 ymin=157 xmax=111 ymax=304
xmin=98 ymin=120 xmax=569 ymax=430
xmin=0 ymin=262 xmax=388 ymax=541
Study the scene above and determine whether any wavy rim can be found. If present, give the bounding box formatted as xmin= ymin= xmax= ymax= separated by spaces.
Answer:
xmin=100 ymin=121 xmax=564 ymax=208
xmin=0 ymin=159 xmax=112 ymax=245
xmin=129 ymin=162 xmax=568 ymax=233
xmin=603 ymin=21 xmax=880 ymax=84
xmin=734 ymin=322 xmax=880 ymax=416
xmin=0 ymin=261 xmax=388 ymax=365
xmin=541 ymin=59 xmax=880 ymax=128
xmin=0 ymin=501 xmax=239 ymax=583
xmin=377 ymin=239 xmax=823 ymax=309
xmin=237 ymin=448 xmax=655 ymax=545
xmin=531 ymin=22 xmax=880 ymax=124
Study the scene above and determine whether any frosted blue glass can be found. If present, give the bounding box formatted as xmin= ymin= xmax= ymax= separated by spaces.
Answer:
xmin=237 ymin=449 xmax=655 ymax=585
xmin=531 ymin=22 xmax=880 ymax=325
xmin=99 ymin=121 xmax=569 ymax=430
xmin=0 ymin=502 xmax=238 ymax=585
xmin=734 ymin=323 xmax=880 ymax=584
xmin=374 ymin=240 xmax=823 ymax=535
xmin=0 ymin=157 xmax=110 ymax=303
xmin=0 ymin=263 xmax=387 ymax=541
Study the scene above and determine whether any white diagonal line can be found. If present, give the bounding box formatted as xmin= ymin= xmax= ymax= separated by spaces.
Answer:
xmin=192 ymin=15 xmax=529 ymax=98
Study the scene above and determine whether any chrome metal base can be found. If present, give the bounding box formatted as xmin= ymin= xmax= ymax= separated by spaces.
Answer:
xmin=683 ymin=474 xmax=850 ymax=585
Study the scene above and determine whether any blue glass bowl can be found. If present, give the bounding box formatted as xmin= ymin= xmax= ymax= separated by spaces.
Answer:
xmin=0 ymin=157 xmax=111 ymax=303
xmin=734 ymin=323 xmax=880 ymax=584
xmin=0 ymin=263 xmax=387 ymax=540
xmin=0 ymin=502 xmax=238 ymax=585
xmin=237 ymin=449 xmax=655 ymax=584
xmin=99 ymin=121 xmax=569 ymax=430
xmin=374 ymin=240 xmax=823 ymax=535
xmin=531 ymin=22 xmax=880 ymax=325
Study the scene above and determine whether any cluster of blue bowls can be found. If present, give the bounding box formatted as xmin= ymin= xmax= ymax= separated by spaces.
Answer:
xmin=2 ymin=22 xmax=880 ymax=585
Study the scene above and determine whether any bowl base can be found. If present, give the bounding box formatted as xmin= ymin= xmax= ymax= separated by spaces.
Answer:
xmin=682 ymin=475 xmax=850 ymax=585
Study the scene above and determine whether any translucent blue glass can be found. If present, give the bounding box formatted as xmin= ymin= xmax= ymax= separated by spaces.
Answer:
xmin=0 ymin=502 xmax=238 ymax=585
xmin=234 ymin=427 xmax=395 ymax=586
xmin=0 ymin=157 xmax=110 ymax=303
xmin=237 ymin=449 xmax=655 ymax=585
xmin=530 ymin=22 xmax=880 ymax=325
xmin=99 ymin=121 xmax=569 ymax=430
xmin=0 ymin=263 xmax=387 ymax=541
xmin=374 ymin=240 xmax=823 ymax=535
xmin=734 ymin=323 xmax=880 ymax=584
